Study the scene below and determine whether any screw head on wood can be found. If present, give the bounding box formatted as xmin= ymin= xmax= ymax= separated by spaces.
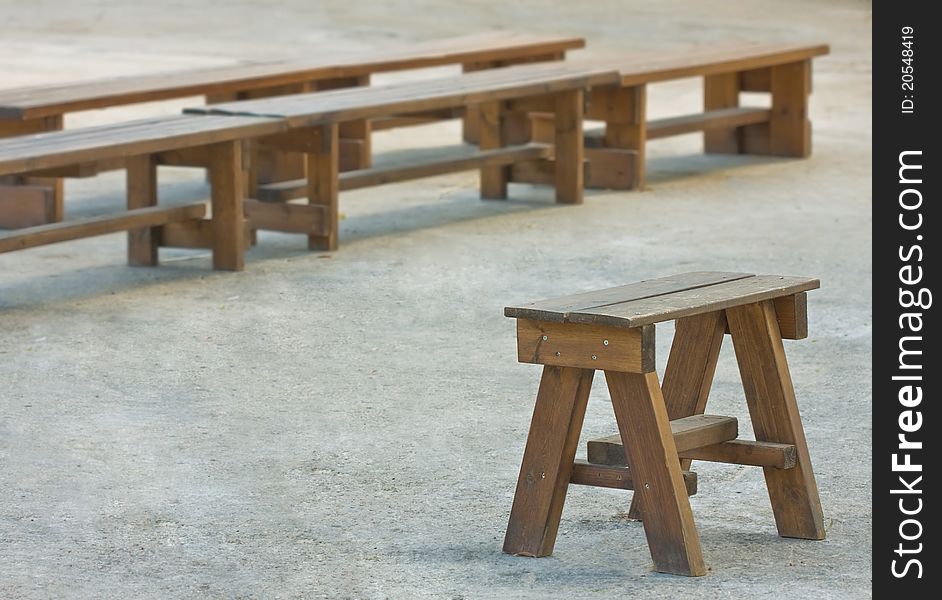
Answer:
xmin=542 ymin=335 xmax=548 ymax=341
xmin=591 ymin=355 xmax=597 ymax=360
xmin=555 ymin=351 xmax=561 ymax=357
xmin=603 ymin=339 xmax=609 ymax=346
xmin=644 ymin=483 xmax=650 ymax=489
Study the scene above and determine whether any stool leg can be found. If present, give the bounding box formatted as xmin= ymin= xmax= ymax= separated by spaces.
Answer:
xmin=627 ymin=311 xmax=726 ymax=519
xmin=503 ymin=366 xmax=594 ymax=557
xmin=607 ymin=370 xmax=707 ymax=576
xmin=126 ymin=154 xmax=159 ymax=267
xmin=726 ymin=301 xmax=826 ymax=540
xmin=208 ymin=141 xmax=246 ymax=272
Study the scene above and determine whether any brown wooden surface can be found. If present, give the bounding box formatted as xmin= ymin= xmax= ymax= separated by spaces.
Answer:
xmin=589 ymin=84 xmax=646 ymax=189
xmin=516 ymin=319 xmax=655 ymax=373
xmin=506 ymin=271 xmax=753 ymax=323
xmin=769 ymin=60 xmax=813 ymax=157
xmin=553 ymin=89 xmax=584 ymax=204
xmin=207 ymin=141 xmax=245 ymax=271
xmin=570 ymin=460 xmax=698 ymax=495
xmin=185 ymin=62 xmax=620 ymax=128
xmin=0 ymin=32 xmax=584 ymax=120
xmin=125 ymin=154 xmax=159 ymax=266
xmin=478 ymin=100 xmax=508 ymax=200
xmin=0 ymin=184 xmax=56 ymax=229
xmin=587 ymin=414 xmax=738 ymax=467
xmin=0 ymin=115 xmax=284 ymax=178
xmin=157 ymin=219 xmax=254 ymax=250
xmin=681 ymin=439 xmax=797 ymax=469
xmin=306 ymin=124 xmax=339 ymax=251
xmin=503 ymin=366 xmax=594 ymax=557
xmin=243 ymin=199 xmax=328 ymax=236
xmin=0 ymin=204 xmax=205 ymax=254
xmin=727 ymin=301 xmax=825 ymax=540
xmin=703 ymin=72 xmax=741 ymax=153
xmin=565 ymin=275 xmax=820 ymax=329
xmin=606 ymin=370 xmax=706 ymax=576
xmin=772 ymin=292 xmax=809 ymax=339
xmin=254 ymin=143 xmax=552 ymax=201
xmin=650 ymin=107 xmax=770 ymax=140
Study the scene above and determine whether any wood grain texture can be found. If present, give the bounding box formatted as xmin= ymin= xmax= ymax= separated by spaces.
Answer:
xmin=681 ymin=439 xmax=797 ymax=469
xmin=606 ymin=371 xmax=706 ymax=576
xmin=505 ymin=271 xmax=753 ymax=323
xmin=726 ymin=301 xmax=825 ymax=540
xmin=0 ymin=184 xmax=55 ymax=229
xmin=703 ymin=72 xmax=741 ymax=154
xmin=587 ymin=414 xmax=738 ymax=467
xmin=503 ymin=366 xmax=594 ymax=557
xmin=306 ymin=124 xmax=339 ymax=251
xmin=125 ymin=154 xmax=159 ymax=266
xmin=769 ymin=60 xmax=812 ymax=157
xmin=0 ymin=32 xmax=584 ymax=119
xmin=208 ymin=141 xmax=246 ymax=271
xmin=157 ymin=219 xmax=254 ymax=250
xmin=570 ymin=460 xmax=698 ymax=495
xmin=516 ymin=318 xmax=655 ymax=373
xmin=0 ymin=204 xmax=205 ymax=254
xmin=478 ymin=100 xmax=508 ymax=199
xmin=553 ymin=89 xmax=584 ymax=204
xmin=244 ymin=199 xmax=327 ymax=235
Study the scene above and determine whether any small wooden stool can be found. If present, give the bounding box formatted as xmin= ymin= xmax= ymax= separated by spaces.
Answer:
xmin=501 ymin=272 xmax=826 ymax=576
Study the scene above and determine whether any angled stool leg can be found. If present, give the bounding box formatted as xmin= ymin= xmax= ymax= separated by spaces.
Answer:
xmin=607 ymin=370 xmax=707 ymax=576
xmin=727 ymin=301 xmax=825 ymax=540
xmin=627 ymin=311 xmax=726 ymax=519
xmin=503 ymin=366 xmax=594 ymax=557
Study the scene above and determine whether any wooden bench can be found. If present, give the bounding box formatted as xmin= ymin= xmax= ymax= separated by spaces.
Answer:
xmin=0 ymin=32 xmax=583 ymax=228
xmin=184 ymin=62 xmax=619 ymax=251
xmin=502 ymin=272 xmax=826 ymax=576
xmin=496 ymin=43 xmax=829 ymax=190
xmin=0 ymin=63 xmax=617 ymax=270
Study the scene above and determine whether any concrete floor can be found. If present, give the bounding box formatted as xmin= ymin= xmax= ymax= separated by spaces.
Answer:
xmin=0 ymin=1 xmax=872 ymax=598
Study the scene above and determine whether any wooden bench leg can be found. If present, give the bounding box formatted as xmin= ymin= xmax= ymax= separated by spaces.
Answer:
xmin=208 ymin=141 xmax=246 ymax=271
xmin=306 ymin=124 xmax=340 ymax=251
xmin=704 ymin=73 xmax=742 ymax=154
xmin=595 ymin=85 xmax=646 ymax=190
xmin=0 ymin=115 xmax=64 ymax=228
xmin=479 ymin=100 xmax=508 ymax=200
xmin=315 ymin=75 xmax=372 ymax=171
xmin=503 ymin=366 xmax=594 ymax=557
xmin=606 ymin=370 xmax=707 ymax=576
xmin=554 ymin=89 xmax=584 ymax=204
xmin=627 ymin=311 xmax=726 ymax=519
xmin=126 ymin=154 xmax=159 ymax=267
xmin=768 ymin=60 xmax=812 ymax=158
xmin=726 ymin=301 xmax=825 ymax=540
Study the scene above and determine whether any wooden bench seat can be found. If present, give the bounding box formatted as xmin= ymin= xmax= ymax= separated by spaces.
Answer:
xmin=0 ymin=32 xmax=583 ymax=228
xmin=0 ymin=63 xmax=617 ymax=272
xmin=502 ymin=272 xmax=825 ymax=576
xmin=505 ymin=42 xmax=830 ymax=190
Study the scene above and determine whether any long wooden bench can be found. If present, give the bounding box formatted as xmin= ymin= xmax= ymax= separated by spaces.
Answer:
xmin=0 ymin=32 xmax=583 ymax=228
xmin=0 ymin=63 xmax=618 ymax=272
xmin=492 ymin=43 xmax=830 ymax=190
xmin=501 ymin=272 xmax=825 ymax=576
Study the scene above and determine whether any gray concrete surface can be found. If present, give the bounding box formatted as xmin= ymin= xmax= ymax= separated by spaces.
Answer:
xmin=0 ymin=1 xmax=872 ymax=598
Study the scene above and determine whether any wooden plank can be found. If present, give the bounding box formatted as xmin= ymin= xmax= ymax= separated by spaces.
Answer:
xmin=478 ymin=100 xmax=508 ymax=200
xmin=703 ymin=72 xmax=741 ymax=154
xmin=255 ymin=143 xmax=552 ymax=201
xmin=0 ymin=33 xmax=584 ymax=119
xmin=25 ymin=156 xmax=127 ymax=177
xmin=0 ymin=115 xmax=284 ymax=178
xmin=306 ymin=124 xmax=339 ymax=251
xmin=648 ymin=107 xmax=771 ymax=140
xmin=727 ymin=300 xmax=825 ymax=539
xmin=596 ymin=43 xmax=830 ymax=87
xmin=516 ymin=318 xmax=655 ymax=373
xmin=208 ymin=141 xmax=245 ymax=271
xmin=505 ymin=271 xmax=754 ymax=323
xmin=587 ymin=414 xmax=738 ymax=467
xmin=244 ymin=199 xmax=327 ymax=235
xmin=740 ymin=67 xmax=771 ymax=92
xmin=588 ymin=84 xmax=646 ymax=189
xmin=566 ymin=275 xmax=820 ymax=329
xmin=0 ymin=184 xmax=56 ymax=229
xmin=606 ymin=371 xmax=706 ymax=576
xmin=554 ymin=89 xmax=584 ymax=204
xmin=582 ymin=147 xmax=638 ymax=190
xmin=681 ymin=440 xmax=797 ymax=469
xmin=0 ymin=204 xmax=205 ymax=254
xmin=125 ymin=155 xmax=159 ymax=266
xmin=508 ymin=157 xmax=589 ymax=187
xmin=570 ymin=460 xmax=698 ymax=495
xmin=503 ymin=365 xmax=594 ymax=557
xmin=769 ymin=60 xmax=812 ymax=157
xmin=158 ymin=219 xmax=253 ymax=250
xmin=772 ymin=292 xmax=809 ymax=339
